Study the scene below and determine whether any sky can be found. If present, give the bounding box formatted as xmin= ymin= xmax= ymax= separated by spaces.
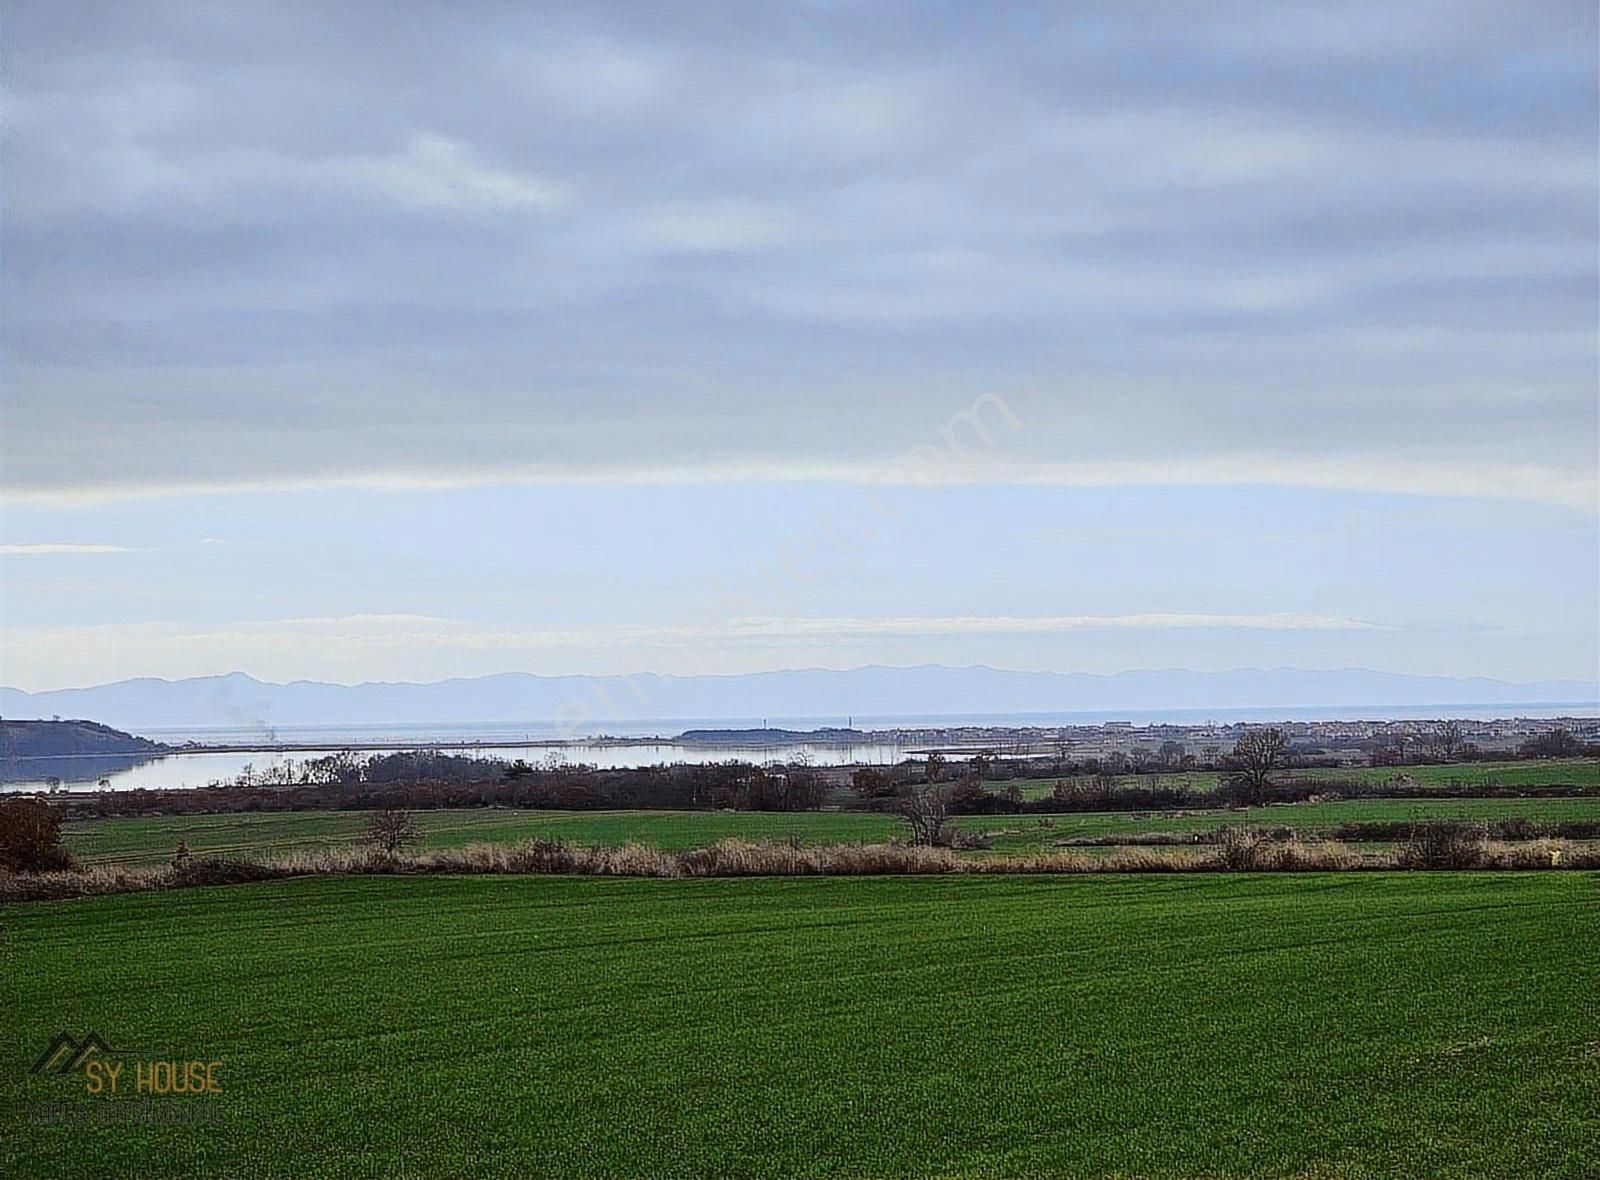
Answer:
xmin=1 ymin=1 xmax=1596 ymax=692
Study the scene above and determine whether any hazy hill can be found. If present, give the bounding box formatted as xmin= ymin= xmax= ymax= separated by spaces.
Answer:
xmin=2 ymin=667 xmax=1595 ymax=731
xmin=0 ymin=719 xmax=169 ymax=758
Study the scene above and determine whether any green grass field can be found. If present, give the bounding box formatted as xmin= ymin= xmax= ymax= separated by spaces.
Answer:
xmin=1004 ymin=756 xmax=1600 ymax=798
xmin=63 ymin=794 xmax=1600 ymax=866
xmin=5 ymin=873 xmax=1596 ymax=1178
xmin=1315 ymin=757 xmax=1600 ymax=787
xmin=965 ymin=796 xmax=1600 ymax=852
xmin=61 ymin=808 xmax=902 ymax=866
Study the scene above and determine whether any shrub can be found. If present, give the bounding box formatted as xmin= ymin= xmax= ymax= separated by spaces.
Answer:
xmin=1103 ymin=847 xmax=1208 ymax=872
xmin=1396 ymin=821 xmax=1485 ymax=870
xmin=1212 ymin=826 xmax=1275 ymax=871
xmin=0 ymin=798 xmax=73 ymax=872
xmin=850 ymin=767 xmax=893 ymax=798
xmin=2 ymin=865 xmax=163 ymax=902
xmin=1269 ymin=839 xmax=1362 ymax=872
xmin=1494 ymin=816 xmax=1535 ymax=841
xmin=365 ymin=809 xmax=421 ymax=858
xmin=1206 ymin=826 xmax=1361 ymax=871
xmin=896 ymin=785 xmax=952 ymax=846
xmin=169 ymin=857 xmax=296 ymax=887
xmin=507 ymin=838 xmax=582 ymax=874
xmin=1477 ymin=839 xmax=1599 ymax=870
xmin=940 ymin=827 xmax=993 ymax=851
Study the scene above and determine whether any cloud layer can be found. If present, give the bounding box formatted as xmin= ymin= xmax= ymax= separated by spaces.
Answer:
xmin=0 ymin=610 xmax=1392 ymax=689
xmin=3 ymin=1 xmax=1594 ymax=504
xmin=0 ymin=543 xmax=134 ymax=555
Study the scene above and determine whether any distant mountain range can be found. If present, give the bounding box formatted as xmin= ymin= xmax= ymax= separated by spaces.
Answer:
xmin=2 ymin=667 xmax=1595 ymax=733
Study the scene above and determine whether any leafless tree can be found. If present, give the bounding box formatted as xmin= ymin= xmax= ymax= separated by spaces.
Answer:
xmin=1425 ymin=721 xmax=1464 ymax=761
xmin=851 ymin=767 xmax=892 ymax=798
xmin=897 ymin=785 xmax=952 ymax=846
xmin=1225 ymin=727 xmax=1288 ymax=806
xmin=1519 ymin=727 xmax=1583 ymax=758
xmin=365 ymin=809 xmax=421 ymax=858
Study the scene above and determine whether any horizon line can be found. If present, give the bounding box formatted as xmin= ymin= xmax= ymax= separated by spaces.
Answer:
xmin=4 ymin=663 xmax=1598 ymax=697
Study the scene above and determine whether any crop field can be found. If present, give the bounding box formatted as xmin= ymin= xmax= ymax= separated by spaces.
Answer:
xmin=1320 ymin=757 xmax=1599 ymax=787
xmin=1005 ymin=773 xmax=1220 ymax=799
xmin=62 ymin=794 xmax=1600 ymax=866
xmin=967 ymin=796 xmax=1600 ymax=852
xmin=5 ymin=873 xmax=1597 ymax=1178
xmin=61 ymin=808 xmax=901 ymax=867
xmin=1005 ymin=756 xmax=1600 ymax=798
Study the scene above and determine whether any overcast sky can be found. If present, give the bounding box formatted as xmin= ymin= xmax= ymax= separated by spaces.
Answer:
xmin=2 ymin=1 xmax=1596 ymax=691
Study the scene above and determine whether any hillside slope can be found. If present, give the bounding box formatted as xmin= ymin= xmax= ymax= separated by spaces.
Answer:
xmin=0 ymin=719 xmax=167 ymax=759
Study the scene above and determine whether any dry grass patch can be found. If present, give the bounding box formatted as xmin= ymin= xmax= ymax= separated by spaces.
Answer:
xmin=7 ymin=825 xmax=1598 ymax=902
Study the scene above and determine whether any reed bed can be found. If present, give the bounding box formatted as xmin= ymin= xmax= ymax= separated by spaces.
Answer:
xmin=7 ymin=826 xmax=1598 ymax=902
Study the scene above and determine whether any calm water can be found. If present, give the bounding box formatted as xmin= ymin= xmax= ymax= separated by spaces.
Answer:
xmin=131 ymin=701 xmax=1596 ymax=746
xmin=5 ymin=703 xmax=1592 ymax=793
xmin=1 ymin=737 xmax=922 ymax=792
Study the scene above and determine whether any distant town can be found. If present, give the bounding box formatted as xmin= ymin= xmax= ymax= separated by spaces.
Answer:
xmin=679 ymin=715 xmax=1600 ymax=766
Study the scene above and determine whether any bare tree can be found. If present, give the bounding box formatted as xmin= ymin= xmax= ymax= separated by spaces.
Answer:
xmin=1225 ymin=727 xmax=1288 ymax=806
xmin=1425 ymin=721 xmax=1464 ymax=761
xmin=851 ymin=767 xmax=892 ymax=798
xmin=783 ymin=754 xmax=828 ymax=811
xmin=897 ymin=785 xmax=952 ymax=846
xmin=1519 ymin=727 xmax=1583 ymax=758
xmin=365 ymin=809 xmax=421 ymax=858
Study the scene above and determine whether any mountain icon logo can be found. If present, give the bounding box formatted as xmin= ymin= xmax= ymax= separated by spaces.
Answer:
xmin=29 ymin=1031 xmax=139 ymax=1075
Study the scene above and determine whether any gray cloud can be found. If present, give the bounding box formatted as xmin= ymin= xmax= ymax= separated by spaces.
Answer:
xmin=3 ymin=1 xmax=1594 ymax=502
